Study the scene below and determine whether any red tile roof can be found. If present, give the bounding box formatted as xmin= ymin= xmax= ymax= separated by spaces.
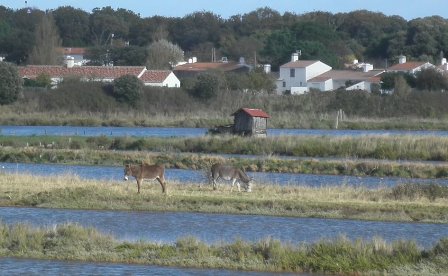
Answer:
xmin=140 ymin=70 xmax=171 ymax=83
xmin=19 ymin=65 xmax=146 ymax=79
xmin=281 ymin=60 xmax=319 ymax=68
xmin=387 ymin=62 xmax=428 ymax=71
xmin=233 ymin=108 xmax=270 ymax=118
xmin=308 ymin=69 xmax=384 ymax=82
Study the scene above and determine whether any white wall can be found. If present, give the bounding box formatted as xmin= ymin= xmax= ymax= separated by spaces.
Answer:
xmin=346 ymin=81 xmax=366 ymax=91
xmin=161 ymin=72 xmax=181 ymax=87
xmin=277 ymin=61 xmax=332 ymax=94
xmin=308 ymin=79 xmax=332 ymax=92
xmin=144 ymin=72 xmax=181 ymax=87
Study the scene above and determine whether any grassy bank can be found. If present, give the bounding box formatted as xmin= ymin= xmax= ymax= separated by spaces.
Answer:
xmin=2 ymin=221 xmax=442 ymax=274
xmin=2 ymin=134 xmax=448 ymax=161
xmin=2 ymin=174 xmax=448 ymax=223
xmin=1 ymin=147 xmax=448 ymax=179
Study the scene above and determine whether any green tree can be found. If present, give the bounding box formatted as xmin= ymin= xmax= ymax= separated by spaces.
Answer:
xmin=53 ymin=6 xmax=90 ymax=46
xmin=146 ymin=39 xmax=184 ymax=69
xmin=415 ymin=68 xmax=448 ymax=91
xmin=111 ymin=46 xmax=147 ymax=66
xmin=112 ymin=74 xmax=143 ymax=106
xmin=28 ymin=12 xmax=62 ymax=65
xmin=188 ymin=73 xmax=219 ymax=100
xmin=0 ymin=62 xmax=22 ymax=105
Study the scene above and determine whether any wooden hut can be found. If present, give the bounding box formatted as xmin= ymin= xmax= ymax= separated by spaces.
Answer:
xmin=232 ymin=108 xmax=270 ymax=137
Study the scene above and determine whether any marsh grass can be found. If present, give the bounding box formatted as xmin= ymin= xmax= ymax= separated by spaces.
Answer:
xmin=1 ymin=173 xmax=448 ymax=223
xmin=0 ymin=221 xmax=440 ymax=273
xmin=3 ymin=134 xmax=448 ymax=161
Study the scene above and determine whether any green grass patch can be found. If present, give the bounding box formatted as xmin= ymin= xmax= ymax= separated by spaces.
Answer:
xmin=1 ymin=221 xmax=444 ymax=274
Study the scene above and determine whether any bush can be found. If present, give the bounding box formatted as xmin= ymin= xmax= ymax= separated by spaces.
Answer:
xmin=187 ymin=73 xmax=220 ymax=100
xmin=0 ymin=62 xmax=22 ymax=105
xmin=112 ymin=74 xmax=143 ymax=106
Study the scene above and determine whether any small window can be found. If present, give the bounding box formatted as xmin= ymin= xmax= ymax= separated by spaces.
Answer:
xmin=290 ymin=69 xmax=295 ymax=77
xmin=282 ymin=81 xmax=286 ymax=87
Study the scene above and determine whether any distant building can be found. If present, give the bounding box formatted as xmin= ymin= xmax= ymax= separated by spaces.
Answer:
xmin=387 ymin=55 xmax=434 ymax=74
xmin=173 ymin=57 xmax=251 ymax=78
xmin=232 ymin=108 xmax=270 ymax=137
xmin=19 ymin=65 xmax=180 ymax=88
xmin=59 ymin=47 xmax=89 ymax=66
xmin=276 ymin=52 xmax=332 ymax=94
xmin=276 ymin=52 xmax=383 ymax=94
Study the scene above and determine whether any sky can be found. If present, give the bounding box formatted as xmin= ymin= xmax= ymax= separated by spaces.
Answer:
xmin=0 ymin=0 xmax=447 ymax=20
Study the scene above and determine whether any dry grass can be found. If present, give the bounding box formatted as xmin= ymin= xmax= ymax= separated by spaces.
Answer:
xmin=1 ymin=173 xmax=448 ymax=223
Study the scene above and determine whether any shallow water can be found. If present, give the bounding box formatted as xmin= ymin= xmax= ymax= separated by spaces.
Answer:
xmin=0 ymin=257 xmax=302 ymax=276
xmin=1 ymin=125 xmax=447 ymax=137
xmin=1 ymin=207 xmax=447 ymax=248
xmin=1 ymin=162 xmax=447 ymax=189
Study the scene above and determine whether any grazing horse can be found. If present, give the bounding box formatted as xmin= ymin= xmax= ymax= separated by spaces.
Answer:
xmin=124 ymin=163 xmax=166 ymax=194
xmin=210 ymin=163 xmax=253 ymax=192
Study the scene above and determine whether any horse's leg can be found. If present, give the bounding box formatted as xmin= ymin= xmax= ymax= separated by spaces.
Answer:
xmin=156 ymin=176 xmax=166 ymax=193
xmin=137 ymin=179 xmax=141 ymax=193
xmin=236 ymin=180 xmax=241 ymax=192
xmin=212 ymin=177 xmax=218 ymax=190
xmin=231 ymin=178 xmax=236 ymax=192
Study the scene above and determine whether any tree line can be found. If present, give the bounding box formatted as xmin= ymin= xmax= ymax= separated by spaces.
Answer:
xmin=1 ymin=6 xmax=448 ymax=69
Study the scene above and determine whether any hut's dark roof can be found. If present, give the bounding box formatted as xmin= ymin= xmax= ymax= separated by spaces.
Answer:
xmin=232 ymin=108 xmax=270 ymax=118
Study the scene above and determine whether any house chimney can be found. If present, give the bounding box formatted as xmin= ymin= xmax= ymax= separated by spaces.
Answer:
xmin=398 ymin=55 xmax=406 ymax=64
xmin=65 ymin=56 xmax=75 ymax=68
xmin=362 ymin=63 xmax=373 ymax=72
xmin=291 ymin=52 xmax=299 ymax=62
xmin=263 ymin=64 xmax=271 ymax=74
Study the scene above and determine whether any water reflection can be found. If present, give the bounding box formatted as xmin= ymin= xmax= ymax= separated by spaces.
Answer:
xmin=1 ymin=207 xmax=447 ymax=248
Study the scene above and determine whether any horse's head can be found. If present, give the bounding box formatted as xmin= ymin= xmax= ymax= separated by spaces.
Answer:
xmin=124 ymin=164 xmax=131 ymax=181
xmin=245 ymin=177 xmax=254 ymax=192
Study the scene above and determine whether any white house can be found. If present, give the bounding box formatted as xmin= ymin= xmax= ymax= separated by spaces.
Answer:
xmin=387 ymin=55 xmax=434 ymax=74
xmin=307 ymin=69 xmax=384 ymax=92
xmin=276 ymin=52 xmax=332 ymax=94
xmin=139 ymin=70 xmax=180 ymax=87
xmin=19 ymin=63 xmax=180 ymax=88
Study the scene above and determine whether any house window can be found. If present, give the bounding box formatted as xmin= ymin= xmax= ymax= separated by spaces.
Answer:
xmin=282 ymin=82 xmax=286 ymax=87
xmin=290 ymin=69 xmax=295 ymax=77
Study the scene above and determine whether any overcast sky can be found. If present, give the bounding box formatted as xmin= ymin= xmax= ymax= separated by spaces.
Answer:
xmin=1 ymin=0 xmax=446 ymax=20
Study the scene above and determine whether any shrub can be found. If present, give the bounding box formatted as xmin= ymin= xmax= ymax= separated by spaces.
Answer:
xmin=0 ymin=62 xmax=22 ymax=105
xmin=112 ymin=74 xmax=143 ymax=106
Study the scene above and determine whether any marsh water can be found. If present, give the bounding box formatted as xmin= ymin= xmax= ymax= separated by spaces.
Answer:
xmin=1 ymin=207 xmax=447 ymax=249
xmin=2 ymin=125 xmax=448 ymax=137
xmin=1 ymin=162 xmax=447 ymax=189
xmin=0 ymin=257 xmax=302 ymax=276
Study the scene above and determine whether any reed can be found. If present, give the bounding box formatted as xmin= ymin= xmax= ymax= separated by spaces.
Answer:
xmin=2 ymin=134 xmax=448 ymax=161
xmin=1 ymin=173 xmax=448 ymax=223
xmin=0 ymin=221 xmax=440 ymax=273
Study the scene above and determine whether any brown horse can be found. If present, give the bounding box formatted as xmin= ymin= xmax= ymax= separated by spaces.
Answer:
xmin=124 ymin=163 xmax=166 ymax=193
